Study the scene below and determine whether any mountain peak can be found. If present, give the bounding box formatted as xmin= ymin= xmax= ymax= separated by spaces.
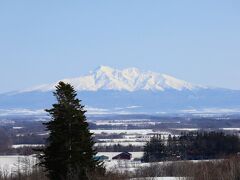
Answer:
xmin=96 ymin=65 xmax=114 ymax=73
xmin=20 ymin=66 xmax=199 ymax=93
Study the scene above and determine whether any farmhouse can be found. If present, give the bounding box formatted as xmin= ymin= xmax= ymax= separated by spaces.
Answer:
xmin=112 ymin=152 xmax=132 ymax=160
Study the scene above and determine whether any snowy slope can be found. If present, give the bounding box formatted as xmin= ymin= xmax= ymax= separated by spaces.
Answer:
xmin=1 ymin=66 xmax=240 ymax=113
xmin=20 ymin=66 xmax=198 ymax=93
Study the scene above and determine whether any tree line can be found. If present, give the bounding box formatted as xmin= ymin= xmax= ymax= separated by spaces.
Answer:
xmin=143 ymin=132 xmax=240 ymax=162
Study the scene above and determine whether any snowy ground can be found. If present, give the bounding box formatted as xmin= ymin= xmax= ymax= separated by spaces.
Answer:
xmin=91 ymin=129 xmax=155 ymax=135
xmin=170 ymin=128 xmax=199 ymax=131
xmin=96 ymin=142 xmax=146 ymax=146
xmin=0 ymin=155 xmax=37 ymax=175
xmin=0 ymin=154 xmax=212 ymax=178
xmin=12 ymin=144 xmax=44 ymax=148
xmin=92 ymin=127 xmax=173 ymax=148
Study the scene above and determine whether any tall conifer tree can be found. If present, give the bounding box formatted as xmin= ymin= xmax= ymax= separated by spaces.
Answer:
xmin=38 ymin=82 xmax=101 ymax=180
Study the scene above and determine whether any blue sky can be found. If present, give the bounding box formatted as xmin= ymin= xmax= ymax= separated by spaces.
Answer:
xmin=0 ymin=0 xmax=240 ymax=92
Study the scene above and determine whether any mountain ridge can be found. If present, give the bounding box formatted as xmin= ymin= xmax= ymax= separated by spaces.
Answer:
xmin=19 ymin=66 xmax=202 ymax=93
xmin=1 ymin=66 xmax=240 ymax=114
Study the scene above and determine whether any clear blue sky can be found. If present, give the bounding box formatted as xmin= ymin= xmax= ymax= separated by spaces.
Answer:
xmin=0 ymin=0 xmax=240 ymax=92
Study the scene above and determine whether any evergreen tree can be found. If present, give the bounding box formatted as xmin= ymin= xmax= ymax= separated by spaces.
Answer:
xmin=142 ymin=135 xmax=165 ymax=162
xmin=38 ymin=82 xmax=102 ymax=180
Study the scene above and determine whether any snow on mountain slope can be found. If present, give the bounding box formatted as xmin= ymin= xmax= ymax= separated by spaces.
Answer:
xmin=21 ymin=66 xmax=198 ymax=93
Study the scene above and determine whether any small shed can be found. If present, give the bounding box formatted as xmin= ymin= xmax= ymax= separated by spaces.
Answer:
xmin=94 ymin=155 xmax=109 ymax=161
xmin=112 ymin=152 xmax=132 ymax=160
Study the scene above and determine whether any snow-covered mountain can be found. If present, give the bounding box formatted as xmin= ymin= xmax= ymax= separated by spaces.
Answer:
xmin=21 ymin=66 xmax=199 ymax=93
xmin=1 ymin=66 xmax=240 ymax=115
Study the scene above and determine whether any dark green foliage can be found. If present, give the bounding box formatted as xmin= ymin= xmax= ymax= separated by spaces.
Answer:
xmin=37 ymin=82 xmax=103 ymax=180
xmin=142 ymin=135 xmax=165 ymax=162
xmin=143 ymin=132 xmax=240 ymax=162
xmin=181 ymin=132 xmax=240 ymax=159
